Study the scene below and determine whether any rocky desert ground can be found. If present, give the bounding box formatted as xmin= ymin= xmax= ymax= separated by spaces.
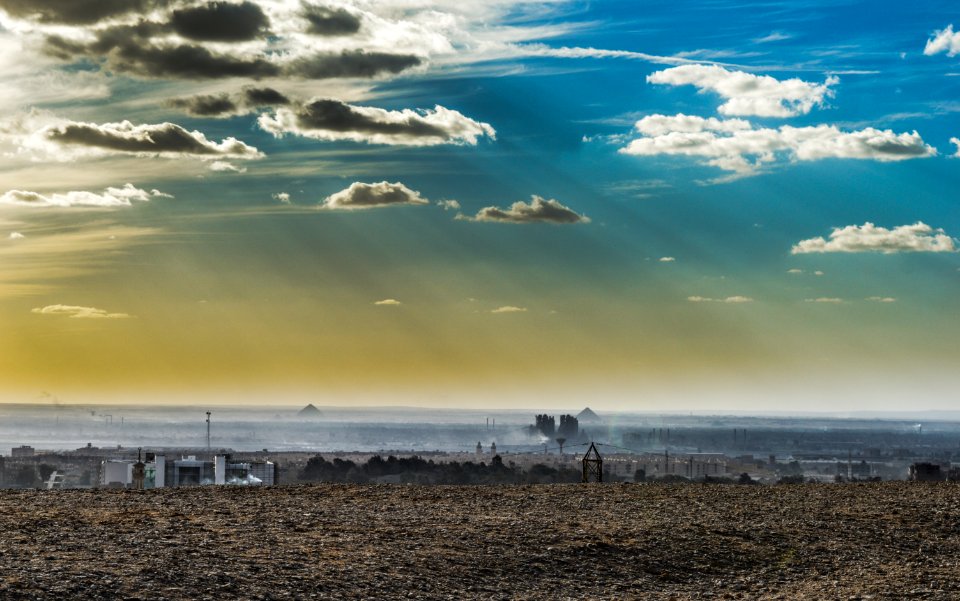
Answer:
xmin=0 ymin=482 xmax=957 ymax=600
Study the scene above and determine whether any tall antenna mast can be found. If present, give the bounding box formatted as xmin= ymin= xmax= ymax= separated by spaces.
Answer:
xmin=206 ymin=411 xmax=211 ymax=452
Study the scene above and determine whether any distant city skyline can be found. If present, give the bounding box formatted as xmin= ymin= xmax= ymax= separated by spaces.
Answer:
xmin=1 ymin=1 xmax=958 ymax=411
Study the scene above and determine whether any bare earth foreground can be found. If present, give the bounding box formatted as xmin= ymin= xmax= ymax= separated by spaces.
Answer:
xmin=0 ymin=483 xmax=957 ymax=600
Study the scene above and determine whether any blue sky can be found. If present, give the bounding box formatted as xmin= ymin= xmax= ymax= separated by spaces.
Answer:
xmin=0 ymin=0 xmax=958 ymax=410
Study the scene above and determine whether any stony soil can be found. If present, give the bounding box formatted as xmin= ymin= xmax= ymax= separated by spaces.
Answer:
xmin=0 ymin=482 xmax=957 ymax=600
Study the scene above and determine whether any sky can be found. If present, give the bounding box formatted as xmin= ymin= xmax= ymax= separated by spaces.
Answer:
xmin=0 ymin=0 xmax=958 ymax=411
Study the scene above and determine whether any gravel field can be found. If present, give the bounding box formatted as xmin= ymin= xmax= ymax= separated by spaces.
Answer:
xmin=0 ymin=482 xmax=957 ymax=600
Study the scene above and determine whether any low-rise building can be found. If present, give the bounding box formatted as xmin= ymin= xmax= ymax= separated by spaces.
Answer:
xmin=11 ymin=446 xmax=35 ymax=458
xmin=100 ymin=454 xmax=277 ymax=488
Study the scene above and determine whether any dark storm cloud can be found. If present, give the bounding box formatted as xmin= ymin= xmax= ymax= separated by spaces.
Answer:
xmin=166 ymin=94 xmax=240 ymax=117
xmin=30 ymin=2 xmax=419 ymax=82
xmin=42 ymin=21 xmax=164 ymax=60
xmin=112 ymin=43 xmax=281 ymax=79
xmin=43 ymin=28 xmax=282 ymax=80
xmin=258 ymin=99 xmax=495 ymax=145
xmin=291 ymin=99 xmax=447 ymax=137
xmin=242 ymin=87 xmax=290 ymax=107
xmin=302 ymin=4 xmax=362 ymax=36
xmin=465 ymin=196 xmax=590 ymax=224
xmin=0 ymin=0 xmax=158 ymax=24
xmin=170 ymin=1 xmax=270 ymax=42
xmin=286 ymin=51 xmax=422 ymax=79
xmin=44 ymin=23 xmax=419 ymax=81
xmin=74 ymin=21 xmax=167 ymax=54
xmin=167 ymin=87 xmax=290 ymax=118
xmin=43 ymin=120 xmax=262 ymax=158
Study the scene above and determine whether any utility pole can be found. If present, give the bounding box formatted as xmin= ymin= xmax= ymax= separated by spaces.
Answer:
xmin=206 ymin=411 xmax=211 ymax=452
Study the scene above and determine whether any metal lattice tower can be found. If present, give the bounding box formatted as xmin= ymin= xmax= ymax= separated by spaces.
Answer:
xmin=582 ymin=442 xmax=603 ymax=483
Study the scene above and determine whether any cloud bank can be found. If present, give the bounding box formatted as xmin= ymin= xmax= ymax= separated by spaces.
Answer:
xmin=166 ymin=87 xmax=292 ymax=118
xmin=791 ymin=222 xmax=956 ymax=254
xmin=620 ymin=114 xmax=936 ymax=178
xmin=28 ymin=2 xmax=424 ymax=82
xmin=0 ymin=0 xmax=153 ymax=25
xmin=44 ymin=120 xmax=263 ymax=159
xmin=259 ymin=99 xmax=495 ymax=146
xmin=647 ymin=65 xmax=837 ymax=117
xmin=3 ymin=114 xmax=264 ymax=161
xmin=0 ymin=184 xmax=171 ymax=208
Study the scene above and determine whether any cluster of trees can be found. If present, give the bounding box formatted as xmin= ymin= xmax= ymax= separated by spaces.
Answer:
xmin=298 ymin=454 xmax=581 ymax=485
xmin=2 ymin=463 xmax=57 ymax=488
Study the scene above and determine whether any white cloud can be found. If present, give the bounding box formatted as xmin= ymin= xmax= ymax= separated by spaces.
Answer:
xmin=374 ymin=298 xmax=402 ymax=306
xmin=867 ymin=296 xmax=897 ymax=303
xmin=949 ymin=137 xmax=960 ymax=157
xmin=31 ymin=304 xmax=130 ymax=319
xmin=924 ymin=24 xmax=960 ymax=57
xmin=491 ymin=305 xmax=527 ymax=313
xmin=0 ymin=184 xmax=172 ymax=208
xmin=320 ymin=181 xmax=428 ymax=210
xmin=805 ymin=297 xmax=844 ymax=303
xmin=8 ymin=232 xmax=25 ymax=240
xmin=814 ymin=270 xmax=824 ymax=276
xmin=754 ymin=32 xmax=792 ymax=44
xmin=461 ymin=195 xmax=589 ymax=224
xmin=513 ymin=44 xmax=702 ymax=66
xmin=659 ymin=256 xmax=675 ymax=262
xmin=209 ymin=161 xmax=247 ymax=173
xmin=687 ymin=295 xmax=753 ymax=303
xmin=787 ymin=268 xmax=803 ymax=274
xmin=273 ymin=192 xmax=291 ymax=204
xmin=791 ymin=222 xmax=956 ymax=254
xmin=259 ymin=100 xmax=495 ymax=146
xmin=620 ymin=114 xmax=936 ymax=178
xmin=647 ymin=65 xmax=837 ymax=117
xmin=632 ymin=114 xmax=752 ymax=137
xmin=437 ymin=199 xmax=461 ymax=211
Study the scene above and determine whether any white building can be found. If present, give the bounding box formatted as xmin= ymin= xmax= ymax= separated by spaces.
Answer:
xmin=100 ymin=460 xmax=134 ymax=487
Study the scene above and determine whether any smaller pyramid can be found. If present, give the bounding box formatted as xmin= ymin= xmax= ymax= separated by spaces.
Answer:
xmin=298 ymin=403 xmax=323 ymax=418
xmin=576 ymin=407 xmax=602 ymax=422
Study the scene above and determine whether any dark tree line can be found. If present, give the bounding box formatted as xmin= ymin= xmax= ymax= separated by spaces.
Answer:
xmin=298 ymin=454 xmax=581 ymax=484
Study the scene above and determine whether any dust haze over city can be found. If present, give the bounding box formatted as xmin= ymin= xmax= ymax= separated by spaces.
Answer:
xmin=1 ymin=0 xmax=959 ymax=599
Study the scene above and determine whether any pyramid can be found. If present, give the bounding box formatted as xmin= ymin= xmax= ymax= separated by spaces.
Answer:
xmin=576 ymin=407 xmax=602 ymax=422
xmin=297 ymin=403 xmax=323 ymax=418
